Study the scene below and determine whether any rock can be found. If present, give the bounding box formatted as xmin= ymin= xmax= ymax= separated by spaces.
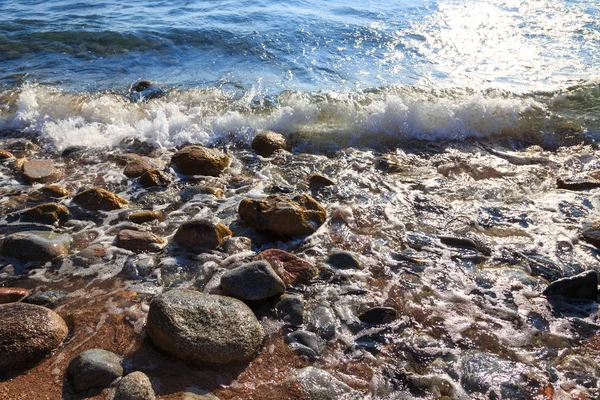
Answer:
xmin=326 ymin=248 xmax=361 ymax=270
xmin=275 ymin=294 xmax=304 ymax=326
xmin=284 ymin=331 xmax=324 ymax=358
xmin=22 ymin=202 xmax=69 ymax=225
xmin=285 ymin=367 xmax=359 ymax=400
xmin=359 ymin=307 xmax=397 ymax=325
xmin=307 ymin=305 xmax=337 ymax=340
xmin=116 ymin=229 xmax=165 ymax=253
xmin=21 ymin=159 xmax=63 ymax=184
xmin=173 ymin=219 xmax=232 ymax=251
xmin=223 ymin=236 xmax=252 ymax=254
xmin=220 ymin=260 xmax=286 ymax=301
xmin=308 ymin=174 xmax=336 ymax=187
xmin=182 ymin=390 xmax=220 ymax=400
xmin=129 ymin=81 xmax=164 ymax=102
xmin=3 ymin=139 xmax=39 ymax=157
xmin=253 ymin=249 xmax=317 ymax=286
xmin=557 ymin=178 xmax=600 ymax=191
xmin=543 ymin=270 xmax=598 ymax=301
xmin=123 ymin=155 xmax=162 ymax=178
xmin=0 ymin=303 xmax=68 ymax=373
xmin=251 ymin=130 xmax=291 ymax=157
xmin=582 ymin=219 xmax=600 ymax=247
xmin=67 ymin=349 xmax=123 ymax=392
xmin=146 ymin=289 xmax=263 ymax=364
xmin=41 ymin=184 xmax=70 ymax=198
xmin=23 ymin=290 xmax=68 ymax=308
xmin=129 ymin=210 xmax=163 ymax=224
xmin=0 ymin=150 xmax=15 ymax=159
xmin=171 ymin=146 xmax=230 ymax=176
xmin=72 ymin=187 xmax=128 ymax=211
xmin=113 ymin=371 xmax=155 ymax=400
xmin=238 ymin=194 xmax=326 ymax=237
xmin=0 ymin=287 xmax=29 ymax=304
xmin=139 ymin=169 xmax=171 ymax=187
xmin=1 ymin=231 xmax=71 ymax=262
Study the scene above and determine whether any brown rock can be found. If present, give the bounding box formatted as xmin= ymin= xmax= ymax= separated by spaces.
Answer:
xmin=139 ymin=169 xmax=171 ymax=187
xmin=113 ymin=371 xmax=156 ymax=400
xmin=307 ymin=174 xmax=336 ymax=187
xmin=116 ymin=229 xmax=165 ymax=253
xmin=171 ymin=146 xmax=230 ymax=176
xmin=72 ymin=187 xmax=128 ymax=211
xmin=0 ymin=288 xmax=30 ymax=304
xmin=123 ymin=156 xmax=163 ymax=178
xmin=254 ymin=249 xmax=317 ymax=286
xmin=1 ymin=231 xmax=71 ymax=262
xmin=173 ymin=219 xmax=232 ymax=251
xmin=129 ymin=210 xmax=163 ymax=224
xmin=21 ymin=159 xmax=63 ymax=184
xmin=0 ymin=150 xmax=15 ymax=160
xmin=0 ymin=303 xmax=68 ymax=374
xmin=22 ymin=202 xmax=69 ymax=225
xmin=238 ymin=194 xmax=327 ymax=237
xmin=41 ymin=184 xmax=70 ymax=198
xmin=251 ymin=130 xmax=291 ymax=157
xmin=582 ymin=219 xmax=600 ymax=247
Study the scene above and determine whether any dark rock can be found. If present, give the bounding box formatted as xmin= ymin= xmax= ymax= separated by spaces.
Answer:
xmin=67 ymin=349 xmax=123 ymax=392
xmin=326 ymin=248 xmax=361 ymax=270
xmin=308 ymin=174 xmax=336 ymax=187
xmin=253 ymin=249 xmax=317 ymax=286
xmin=72 ymin=187 xmax=128 ymax=211
xmin=375 ymin=154 xmax=405 ymax=173
xmin=221 ymin=260 xmax=286 ymax=301
xmin=543 ymin=270 xmax=598 ymax=301
xmin=307 ymin=305 xmax=337 ymax=340
xmin=129 ymin=210 xmax=163 ymax=224
xmin=23 ymin=290 xmax=68 ymax=308
xmin=1 ymin=231 xmax=71 ymax=262
xmin=21 ymin=159 xmax=63 ymax=184
xmin=40 ymin=184 xmax=70 ymax=198
xmin=0 ymin=303 xmax=68 ymax=374
xmin=113 ymin=371 xmax=155 ymax=400
xmin=146 ymin=289 xmax=263 ymax=364
xmin=116 ymin=229 xmax=165 ymax=253
xmin=173 ymin=218 xmax=232 ymax=251
xmin=129 ymin=81 xmax=165 ymax=102
xmin=22 ymin=202 xmax=69 ymax=225
xmin=582 ymin=219 xmax=600 ymax=247
xmin=285 ymin=367 xmax=359 ymax=400
xmin=251 ymin=130 xmax=291 ymax=157
xmin=0 ymin=287 xmax=30 ymax=304
xmin=139 ymin=169 xmax=171 ymax=187
xmin=171 ymin=146 xmax=230 ymax=176
xmin=3 ymin=139 xmax=40 ymax=157
xmin=557 ymin=178 xmax=600 ymax=191
xmin=238 ymin=194 xmax=326 ymax=237
xmin=275 ymin=294 xmax=304 ymax=326
xmin=359 ymin=307 xmax=397 ymax=325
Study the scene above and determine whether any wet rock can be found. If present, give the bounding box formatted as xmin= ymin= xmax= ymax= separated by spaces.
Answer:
xmin=238 ymin=194 xmax=326 ymax=237
xmin=123 ymin=155 xmax=162 ymax=178
xmin=116 ymin=229 xmax=166 ymax=253
xmin=284 ymin=330 xmax=324 ymax=358
xmin=582 ymin=219 xmax=600 ymax=247
xmin=375 ymin=154 xmax=405 ymax=173
xmin=307 ymin=304 xmax=337 ymax=340
xmin=1 ymin=231 xmax=71 ymax=262
xmin=22 ymin=202 xmax=69 ymax=225
xmin=0 ymin=287 xmax=29 ymax=304
xmin=72 ymin=187 xmax=128 ymax=211
xmin=129 ymin=210 xmax=163 ymax=224
xmin=251 ymin=130 xmax=291 ymax=157
xmin=139 ymin=169 xmax=171 ymax=187
xmin=21 ymin=159 xmax=63 ymax=184
xmin=0 ymin=303 xmax=68 ymax=374
xmin=0 ymin=149 xmax=15 ymax=159
xmin=41 ymin=184 xmax=70 ymax=198
xmin=220 ymin=260 xmax=286 ymax=301
xmin=543 ymin=270 xmax=598 ymax=301
xmin=275 ymin=294 xmax=304 ymax=326
xmin=67 ymin=349 xmax=123 ymax=392
xmin=171 ymin=145 xmax=230 ymax=176
xmin=556 ymin=354 xmax=599 ymax=387
xmin=285 ymin=367 xmax=359 ymax=400
xmin=326 ymin=248 xmax=361 ymax=270
xmin=223 ymin=236 xmax=252 ymax=254
xmin=173 ymin=218 xmax=232 ymax=251
xmin=3 ymin=139 xmax=40 ymax=157
xmin=253 ymin=248 xmax=317 ymax=286
xmin=557 ymin=178 xmax=600 ymax=191
xmin=308 ymin=173 xmax=336 ymax=187
xmin=129 ymin=80 xmax=164 ymax=102
xmin=112 ymin=371 xmax=155 ymax=400
xmin=146 ymin=289 xmax=263 ymax=364
xmin=359 ymin=307 xmax=397 ymax=325
xmin=23 ymin=290 xmax=68 ymax=308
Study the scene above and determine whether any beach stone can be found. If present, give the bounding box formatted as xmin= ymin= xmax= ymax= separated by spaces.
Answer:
xmin=113 ymin=371 xmax=155 ymax=400
xmin=542 ymin=270 xmax=598 ymax=301
xmin=220 ymin=260 xmax=286 ymax=301
xmin=1 ymin=231 xmax=71 ymax=262
xmin=307 ymin=305 xmax=337 ymax=340
xmin=182 ymin=390 xmax=219 ymax=400
xmin=0 ymin=287 xmax=29 ymax=304
xmin=129 ymin=210 xmax=162 ymax=224
xmin=251 ymin=130 xmax=291 ymax=157
xmin=0 ymin=303 xmax=68 ymax=373
xmin=116 ymin=229 xmax=165 ymax=253
xmin=0 ymin=150 xmax=15 ymax=159
xmin=41 ymin=184 xmax=70 ymax=198
xmin=461 ymin=351 xmax=530 ymax=398
xmin=21 ymin=159 xmax=63 ymax=184
xmin=171 ymin=146 xmax=230 ymax=176
xmin=67 ymin=348 xmax=123 ymax=392
xmin=238 ymin=194 xmax=326 ymax=237
xmin=326 ymin=248 xmax=361 ymax=269
xmin=146 ymin=289 xmax=263 ymax=364
xmin=285 ymin=367 xmax=359 ymax=400
xmin=139 ymin=169 xmax=171 ymax=187
xmin=123 ymin=155 xmax=162 ymax=178
xmin=275 ymin=294 xmax=304 ymax=326
xmin=22 ymin=202 xmax=69 ymax=225
xmin=173 ymin=218 xmax=232 ymax=251
xmin=253 ymin=248 xmax=317 ymax=286
xmin=223 ymin=236 xmax=252 ymax=254
xmin=23 ymin=290 xmax=68 ymax=308
xmin=284 ymin=331 xmax=324 ymax=358
xmin=582 ymin=219 xmax=600 ymax=247
xmin=359 ymin=307 xmax=397 ymax=325
xmin=72 ymin=187 xmax=128 ymax=211
xmin=3 ymin=139 xmax=39 ymax=157
xmin=308 ymin=174 xmax=336 ymax=187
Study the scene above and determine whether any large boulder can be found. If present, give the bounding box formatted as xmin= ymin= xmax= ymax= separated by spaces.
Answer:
xmin=146 ymin=289 xmax=263 ymax=364
xmin=173 ymin=219 xmax=232 ymax=251
xmin=220 ymin=260 xmax=286 ymax=301
xmin=0 ymin=231 xmax=71 ymax=262
xmin=72 ymin=187 xmax=128 ymax=211
xmin=238 ymin=194 xmax=326 ymax=237
xmin=0 ymin=303 xmax=68 ymax=374
xmin=67 ymin=348 xmax=123 ymax=392
xmin=251 ymin=130 xmax=291 ymax=157
xmin=171 ymin=146 xmax=230 ymax=176
xmin=253 ymin=249 xmax=317 ymax=286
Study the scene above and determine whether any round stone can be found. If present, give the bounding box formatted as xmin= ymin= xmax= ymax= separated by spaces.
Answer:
xmin=113 ymin=371 xmax=155 ymax=400
xmin=0 ymin=231 xmax=71 ymax=262
xmin=67 ymin=348 xmax=123 ymax=392
xmin=251 ymin=130 xmax=291 ymax=157
xmin=171 ymin=146 xmax=230 ymax=176
xmin=220 ymin=260 xmax=286 ymax=301
xmin=173 ymin=219 xmax=232 ymax=251
xmin=72 ymin=187 xmax=128 ymax=211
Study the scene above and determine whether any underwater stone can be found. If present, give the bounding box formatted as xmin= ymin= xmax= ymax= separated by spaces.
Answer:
xmin=542 ymin=270 xmax=598 ymax=301
xmin=253 ymin=248 xmax=317 ymax=286
xmin=307 ymin=304 xmax=337 ymax=340
xmin=146 ymin=289 xmax=263 ymax=364
xmin=113 ymin=371 xmax=156 ymax=400
xmin=582 ymin=219 xmax=600 ymax=247
xmin=284 ymin=330 xmax=324 ymax=358
xmin=285 ymin=367 xmax=359 ymax=400
xmin=67 ymin=348 xmax=123 ymax=392
xmin=220 ymin=260 xmax=286 ymax=301
xmin=123 ymin=155 xmax=162 ymax=178
xmin=173 ymin=218 xmax=232 ymax=251
xmin=275 ymin=294 xmax=304 ymax=326
xmin=139 ymin=168 xmax=171 ymax=187
xmin=23 ymin=290 xmax=68 ymax=308
xmin=171 ymin=145 xmax=230 ymax=176
xmin=22 ymin=202 xmax=69 ymax=225
xmin=1 ymin=230 xmax=71 ymax=262
xmin=326 ymin=248 xmax=361 ymax=270
xmin=72 ymin=187 xmax=128 ymax=211
xmin=251 ymin=130 xmax=291 ymax=157
xmin=116 ymin=229 xmax=165 ymax=253
xmin=359 ymin=307 xmax=397 ymax=325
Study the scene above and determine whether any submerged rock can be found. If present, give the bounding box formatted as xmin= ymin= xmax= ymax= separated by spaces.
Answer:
xmin=276 ymin=294 xmax=304 ymax=326
xmin=123 ymin=155 xmax=162 ymax=178
xmin=543 ymin=270 xmax=598 ymax=301
xmin=284 ymin=330 xmax=324 ymax=358
xmin=22 ymin=202 xmax=69 ymax=225
xmin=0 ymin=303 xmax=68 ymax=374
xmin=116 ymin=229 xmax=165 ymax=253
xmin=1 ymin=231 xmax=71 ymax=262
xmin=326 ymin=248 xmax=361 ymax=269
xmin=112 ymin=371 xmax=155 ymax=400
xmin=253 ymin=248 xmax=317 ymax=286
xmin=23 ymin=290 xmax=68 ymax=308
xmin=285 ymin=367 xmax=360 ymax=400
xmin=72 ymin=187 xmax=128 ymax=211
xmin=146 ymin=289 xmax=263 ymax=364
xmin=238 ymin=194 xmax=326 ymax=237
xmin=171 ymin=145 xmax=230 ymax=176
xmin=251 ymin=130 xmax=291 ymax=157
xmin=67 ymin=349 xmax=123 ymax=392
xmin=359 ymin=307 xmax=397 ymax=325
xmin=582 ymin=219 xmax=600 ymax=247
xmin=173 ymin=219 xmax=232 ymax=251
xmin=21 ymin=159 xmax=63 ymax=184
xmin=220 ymin=260 xmax=286 ymax=301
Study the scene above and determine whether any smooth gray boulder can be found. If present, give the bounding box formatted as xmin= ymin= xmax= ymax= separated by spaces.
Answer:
xmin=220 ymin=260 xmax=286 ymax=301
xmin=67 ymin=348 xmax=123 ymax=392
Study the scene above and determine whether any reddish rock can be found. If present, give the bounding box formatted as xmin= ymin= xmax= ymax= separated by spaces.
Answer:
xmin=173 ymin=219 xmax=232 ymax=250
xmin=171 ymin=146 xmax=230 ymax=176
xmin=40 ymin=184 xmax=70 ymax=198
xmin=0 ymin=288 xmax=30 ymax=304
xmin=129 ymin=210 xmax=163 ymax=224
xmin=254 ymin=249 xmax=317 ymax=286
xmin=139 ymin=169 xmax=171 ymax=187
xmin=116 ymin=229 xmax=165 ymax=253
xmin=72 ymin=187 xmax=128 ymax=211
xmin=251 ymin=130 xmax=291 ymax=157
xmin=0 ymin=150 xmax=15 ymax=160
xmin=21 ymin=159 xmax=63 ymax=184
xmin=22 ymin=202 xmax=69 ymax=225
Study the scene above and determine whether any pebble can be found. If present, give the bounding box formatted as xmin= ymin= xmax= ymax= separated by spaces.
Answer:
xmin=173 ymin=218 xmax=232 ymax=251
xmin=275 ymin=294 xmax=304 ymax=326
xmin=67 ymin=348 xmax=123 ymax=392
xmin=251 ymin=130 xmax=291 ymax=157
xmin=40 ymin=184 xmax=70 ymax=198
xmin=72 ymin=187 xmax=128 ymax=211
xmin=326 ymin=248 xmax=361 ymax=270
xmin=123 ymin=155 xmax=162 ymax=178
xmin=23 ymin=290 xmax=68 ymax=308
xmin=220 ymin=260 xmax=286 ymax=301
xmin=582 ymin=219 xmax=600 ymax=247
xmin=1 ymin=231 xmax=71 ymax=262
xmin=307 ymin=173 xmax=336 ymax=187
xmin=284 ymin=330 xmax=324 ymax=358
xmin=116 ymin=229 xmax=166 ymax=253
xmin=112 ymin=371 xmax=155 ymax=400
xmin=128 ymin=210 xmax=163 ymax=224
xmin=0 ymin=149 xmax=15 ymax=159
xmin=358 ymin=307 xmax=397 ymax=325
xmin=171 ymin=145 xmax=230 ymax=176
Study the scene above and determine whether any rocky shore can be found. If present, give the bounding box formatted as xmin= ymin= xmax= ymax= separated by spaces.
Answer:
xmin=1 ymin=129 xmax=600 ymax=399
